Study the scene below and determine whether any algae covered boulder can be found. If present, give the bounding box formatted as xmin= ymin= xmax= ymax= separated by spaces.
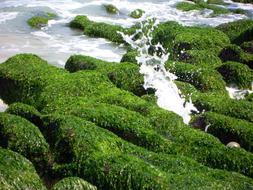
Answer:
xmin=152 ymin=21 xmax=230 ymax=59
xmin=1 ymin=54 xmax=253 ymax=180
xmin=70 ymin=15 xmax=125 ymax=43
xmin=241 ymin=41 xmax=253 ymax=54
xmin=65 ymin=55 xmax=145 ymax=96
xmin=0 ymin=113 xmax=50 ymax=169
xmin=193 ymin=93 xmax=253 ymax=122
xmin=52 ymin=177 xmax=97 ymax=190
xmin=0 ymin=53 xmax=66 ymax=108
xmin=0 ymin=147 xmax=46 ymax=189
xmin=191 ymin=112 xmax=253 ymax=152
xmin=27 ymin=12 xmax=56 ymax=28
xmin=129 ymin=9 xmax=145 ymax=19
xmin=165 ymin=61 xmax=227 ymax=94
xmin=217 ymin=61 xmax=253 ymax=89
xmin=6 ymin=102 xmax=43 ymax=127
xmin=104 ymin=4 xmax=119 ymax=14
xmin=219 ymin=44 xmax=253 ymax=69
xmin=176 ymin=0 xmax=230 ymax=16
xmin=216 ymin=19 xmax=253 ymax=44
xmin=178 ymin=50 xmax=222 ymax=68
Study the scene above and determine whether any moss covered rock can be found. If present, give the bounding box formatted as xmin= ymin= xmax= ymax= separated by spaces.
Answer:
xmin=152 ymin=21 xmax=230 ymax=60
xmin=65 ymin=55 xmax=145 ymax=96
xmin=52 ymin=177 xmax=97 ymax=190
xmin=165 ymin=61 xmax=227 ymax=94
xmin=70 ymin=15 xmax=125 ymax=43
xmin=129 ymin=9 xmax=145 ymax=19
xmin=217 ymin=61 xmax=253 ymax=89
xmin=216 ymin=19 xmax=253 ymax=44
xmin=120 ymin=50 xmax=138 ymax=64
xmin=219 ymin=44 xmax=253 ymax=69
xmin=178 ymin=50 xmax=222 ymax=68
xmin=0 ymin=148 xmax=46 ymax=189
xmin=6 ymin=102 xmax=43 ymax=127
xmin=241 ymin=41 xmax=253 ymax=54
xmin=191 ymin=112 xmax=253 ymax=152
xmin=193 ymin=93 xmax=253 ymax=122
xmin=0 ymin=113 xmax=50 ymax=169
xmin=1 ymin=54 xmax=253 ymax=179
xmin=44 ymin=115 xmax=253 ymax=189
xmin=104 ymin=4 xmax=119 ymax=14
xmin=27 ymin=12 xmax=56 ymax=28
xmin=176 ymin=0 xmax=230 ymax=16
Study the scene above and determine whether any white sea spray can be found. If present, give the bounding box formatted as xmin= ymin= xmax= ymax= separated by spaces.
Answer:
xmin=119 ymin=18 xmax=198 ymax=124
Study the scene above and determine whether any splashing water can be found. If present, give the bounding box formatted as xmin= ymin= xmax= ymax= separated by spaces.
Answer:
xmin=0 ymin=99 xmax=8 ymax=112
xmin=119 ymin=18 xmax=198 ymax=124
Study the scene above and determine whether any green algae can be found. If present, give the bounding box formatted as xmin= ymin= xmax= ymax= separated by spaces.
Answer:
xmin=176 ymin=0 xmax=231 ymax=16
xmin=165 ymin=61 xmax=227 ymax=94
xmin=27 ymin=12 xmax=57 ymax=28
xmin=217 ymin=61 xmax=253 ymax=89
xmin=52 ymin=177 xmax=97 ymax=190
xmin=0 ymin=148 xmax=47 ymax=189
xmin=70 ymin=15 xmax=125 ymax=43
xmin=0 ymin=113 xmax=50 ymax=170
xmin=129 ymin=9 xmax=145 ymax=19
xmin=1 ymin=54 xmax=253 ymax=180
xmin=216 ymin=19 xmax=253 ymax=44
xmin=104 ymin=4 xmax=119 ymax=14
xmin=191 ymin=112 xmax=253 ymax=152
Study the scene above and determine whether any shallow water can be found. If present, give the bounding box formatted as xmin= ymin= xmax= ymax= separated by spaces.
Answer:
xmin=1 ymin=0 xmax=253 ymax=65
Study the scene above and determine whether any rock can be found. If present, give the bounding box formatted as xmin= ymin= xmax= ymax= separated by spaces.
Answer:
xmin=129 ymin=9 xmax=145 ymax=19
xmin=227 ymin=142 xmax=241 ymax=148
xmin=104 ymin=4 xmax=119 ymax=14
xmin=0 ymin=148 xmax=46 ymax=189
xmin=52 ymin=177 xmax=97 ymax=190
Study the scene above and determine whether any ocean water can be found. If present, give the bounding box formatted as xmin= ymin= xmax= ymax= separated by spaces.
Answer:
xmin=0 ymin=0 xmax=253 ymax=119
xmin=0 ymin=0 xmax=253 ymax=65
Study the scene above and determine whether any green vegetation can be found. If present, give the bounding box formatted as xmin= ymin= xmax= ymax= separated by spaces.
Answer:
xmin=0 ymin=113 xmax=50 ymax=169
xmin=217 ymin=61 xmax=253 ymax=89
xmin=193 ymin=93 xmax=253 ymax=122
xmin=191 ymin=112 xmax=253 ymax=152
xmin=70 ymin=15 xmax=125 ymax=43
xmin=0 ymin=148 xmax=46 ymax=189
xmin=6 ymin=102 xmax=43 ymax=127
xmin=120 ymin=50 xmax=138 ymax=64
xmin=52 ymin=177 xmax=97 ymax=190
xmin=177 ymin=50 xmax=222 ymax=68
xmin=165 ymin=61 xmax=227 ymax=94
xmin=129 ymin=9 xmax=145 ymax=19
xmin=152 ymin=21 xmax=230 ymax=59
xmin=1 ymin=54 xmax=253 ymax=181
xmin=176 ymin=0 xmax=231 ymax=16
xmin=216 ymin=19 xmax=253 ymax=44
xmin=241 ymin=41 xmax=253 ymax=53
xmin=65 ymin=55 xmax=145 ymax=96
xmin=104 ymin=4 xmax=119 ymax=14
xmin=27 ymin=12 xmax=56 ymax=28
xmin=219 ymin=44 xmax=253 ymax=69
xmin=2 ymin=4 xmax=253 ymax=189
xmin=44 ymin=115 xmax=253 ymax=189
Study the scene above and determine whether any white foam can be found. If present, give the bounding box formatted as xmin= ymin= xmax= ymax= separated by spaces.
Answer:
xmin=0 ymin=99 xmax=8 ymax=112
xmin=120 ymin=19 xmax=198 ymax=124
xmin=226 ymin=84 xmax=253 ymax=100
xmin=0 ymin=12 xmax=18 ymax=23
